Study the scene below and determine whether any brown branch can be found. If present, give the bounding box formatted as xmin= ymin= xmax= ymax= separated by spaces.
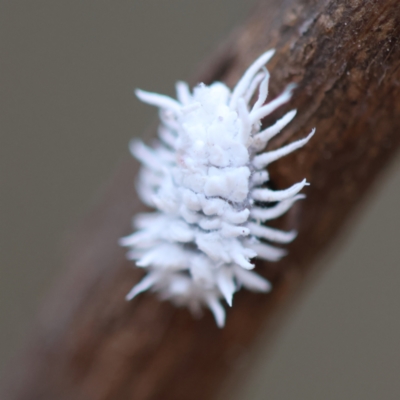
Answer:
xmin=3 ymin=0 xmax=400 ymax=399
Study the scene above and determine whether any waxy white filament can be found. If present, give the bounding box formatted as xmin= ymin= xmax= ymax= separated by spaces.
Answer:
xmin=121 ymin=50 xmax=314 ymax=327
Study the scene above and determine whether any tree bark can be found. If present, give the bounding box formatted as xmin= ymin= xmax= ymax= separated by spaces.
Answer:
xmin=3 ymin=0 xmax=400 ymax=399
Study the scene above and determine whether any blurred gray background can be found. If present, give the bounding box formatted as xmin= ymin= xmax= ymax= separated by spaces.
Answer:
xmin=1 ymin=1 xmax=399 ymax=399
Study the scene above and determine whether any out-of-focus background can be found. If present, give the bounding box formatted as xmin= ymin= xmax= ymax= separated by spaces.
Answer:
xmin=1 ymin=1 xmax=399 ymax=399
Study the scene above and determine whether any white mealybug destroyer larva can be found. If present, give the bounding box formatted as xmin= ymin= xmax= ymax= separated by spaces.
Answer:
xmin=120 ymin=50 xmax=314 ymax=327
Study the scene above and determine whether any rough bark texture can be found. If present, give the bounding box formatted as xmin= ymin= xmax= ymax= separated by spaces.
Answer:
xmin=3 ymin=0 xmax=400 ymax=399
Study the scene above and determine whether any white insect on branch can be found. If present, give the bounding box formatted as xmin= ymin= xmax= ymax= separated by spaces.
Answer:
xmin=120 ymin=50 xmax=314 ymax=327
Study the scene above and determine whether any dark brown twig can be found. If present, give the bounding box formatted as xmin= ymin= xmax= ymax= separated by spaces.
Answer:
xmin=3 ymin=1 xmax=400 ymax=399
